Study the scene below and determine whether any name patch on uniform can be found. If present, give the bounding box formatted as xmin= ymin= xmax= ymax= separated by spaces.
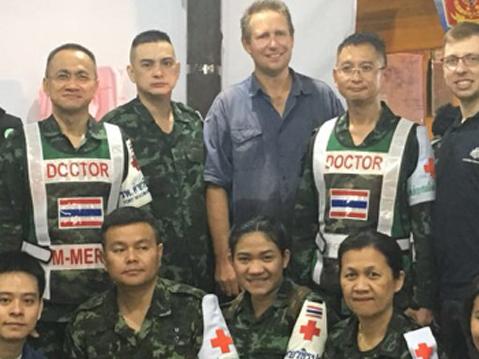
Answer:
xmin=325 ymin=151 xmax=384 ymax=174
xmin=329 ymin=189 xmax=369 ymax=221
xmin=44 ymin=158 xmax=111 ymax=183
xmin=50 ymin=244 xmax=104 ymax=270
xmin=58 ymin=197 xmax=104 ymax=229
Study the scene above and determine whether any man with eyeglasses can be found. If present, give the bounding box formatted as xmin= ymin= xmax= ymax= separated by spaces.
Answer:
xmin=434 ymin=21 xmax=479 ymax=358
xmin=102 ymin=31 xmax=213 ymax=293
xmin=300 ymin=32 xmax=436 ymax=324
xmin=0 ymin=43 xmax=152 ymax=357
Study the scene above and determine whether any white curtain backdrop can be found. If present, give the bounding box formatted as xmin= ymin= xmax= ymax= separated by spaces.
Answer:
xmin=0 ymin=0 xmax=187 ymax=122
xmin=221 ymin=0 xmax=357 ymax=97
xmin=1 ymin=1 xmax=356 ymax=121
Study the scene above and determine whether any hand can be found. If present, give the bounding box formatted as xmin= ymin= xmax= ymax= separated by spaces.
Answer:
xmin=404 ymin=307 xmax=433 ymax=326
xmin=215 ymin=257 xmax=240 ymax=297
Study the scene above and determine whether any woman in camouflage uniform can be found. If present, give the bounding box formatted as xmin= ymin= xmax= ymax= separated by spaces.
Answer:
xmin=223 ymin=216 xmax=328 ymax=358
xmin=324 ymin=230 xmax=445 ymax=359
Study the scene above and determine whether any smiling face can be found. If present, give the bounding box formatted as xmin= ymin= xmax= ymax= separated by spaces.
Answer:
xmin=333 ymin=43 xmax=384 ymax=105
xmin=443 ymin=35 xmax=479 ymax=106
xmin=232 ymin=231 xmax=290 ymax=301
xmin=43 ymin=49 xmax=98 ymax=115
xmin=103 ymin=222 xmax=163 ymax=289
xmin=242 ymin=10 xmax=293 ymax=78
xmin=340 ymin=246 xmax=404 ymax=321
xmin=0 ymin=272 xmax=42 ymax=344
xmin=128 ymin=41 xmax=180 ymax=100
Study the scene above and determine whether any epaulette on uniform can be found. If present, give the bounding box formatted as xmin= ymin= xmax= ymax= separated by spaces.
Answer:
xmin=100 ymin=102 xmax=132 ymax=123
xmin=221 ymin=292 xmax=245 ymax=319
xmin=175 ymin=102 xmax=203 ymax=122
xmin=162 ymin=277 xmax=205 ymax=300
xmin=286 ymin=284 xmax=312 ymax=320
xmin=88 ymin=120 xmax=110 ymax=140
xmin=175 ymin=101 xmax=196 ymax=114
xmin=74 ymin=291 xmax=109 ymax=312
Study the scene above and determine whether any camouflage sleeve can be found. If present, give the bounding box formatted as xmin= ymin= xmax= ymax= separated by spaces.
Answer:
xmin=410 ymin=202 xmax=437 ymax=309
xmin=289 ymin=134 xmax=318 ymax=286
xmin=0 ymin=131 xmax=26 ymax=252
xmin=193 ymin=295 xmax=205 ymax=354
xmin=63 ymin=319 xmax=87 ymax=359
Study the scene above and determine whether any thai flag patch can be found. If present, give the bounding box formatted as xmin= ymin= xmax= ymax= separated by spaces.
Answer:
xmin=58 ymin=197 xmax=104 ymax=229
xmin=329 ymin=189 xmax=369 ymax=221
xmin=306 ymin=304 xmax=323 ymax=319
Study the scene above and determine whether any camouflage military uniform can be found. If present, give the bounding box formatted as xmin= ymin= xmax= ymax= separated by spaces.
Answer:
xmin=0 ymin=115 xmax=151 ymax=357
xmin=64 ymin=277 xmax=205 ymax=359
xmin=324 ymin=312 xmax=447 ymax=359
xmin=0 ymin=107 xmax=22 ymax=147
xmin=223 ymin=278 xmax=330 ymax=359
xmin=103 ymin=98 xmax=213 ymax=292
xmin=295 ymin=103 xmax=436 ymax=313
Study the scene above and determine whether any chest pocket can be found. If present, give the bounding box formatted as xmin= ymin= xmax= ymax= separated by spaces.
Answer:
xmin=185 ymin=143 xmax=204 ymax=164
xmin=231 ymin=127 xmax=264 ymax=171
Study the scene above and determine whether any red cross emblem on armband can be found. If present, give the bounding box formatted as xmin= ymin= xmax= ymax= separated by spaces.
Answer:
xmin=210 ymin=329 xmax=233 ymax=353
xmin=299 ymin=320 xmax=321 ymax=341
xmin=415 ymin=342 xmax=433 ymax=359
xmin=423 ymin=158 xmax=435 ymax=178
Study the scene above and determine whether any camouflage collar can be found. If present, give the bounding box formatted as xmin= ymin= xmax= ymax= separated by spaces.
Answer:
xmin=337 ymin=312 xmax=412 ymax=357
xmin=149 ymin=277 xmax=173 ymax=317
xmin=39 ymin=114 xmax=105 ymax=140
xmin=335 ymin=101 xmax=400 ymax=148
xmin=132 ymin=97 xmax=189 ymax=126
xmin=273 ymin=277 xmax=297 ymax=307
xmin=232 ymin=278 xmax=294 ymax=320
xmin=249 ymin=68 xmax=313 ymax=98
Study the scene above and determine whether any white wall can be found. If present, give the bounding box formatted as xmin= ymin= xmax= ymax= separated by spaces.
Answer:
xmin=222 ymin=0 xmax=357 ymax=95
xmin=1 ymin=1 xmax=356 ymax=121
xmin=0 ymin=0 xmax=187 ymax=121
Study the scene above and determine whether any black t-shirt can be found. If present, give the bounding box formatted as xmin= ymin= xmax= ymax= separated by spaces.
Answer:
xmin=434 ymin=111 xmax=479 ymax=300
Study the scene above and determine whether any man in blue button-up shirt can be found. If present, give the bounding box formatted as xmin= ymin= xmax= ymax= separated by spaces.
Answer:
xmin=204 ymin=0 xmax=343 ymax=297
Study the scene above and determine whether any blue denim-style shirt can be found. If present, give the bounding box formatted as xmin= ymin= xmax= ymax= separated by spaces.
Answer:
xmin=204 ymin=69 xmax=343 ymax=226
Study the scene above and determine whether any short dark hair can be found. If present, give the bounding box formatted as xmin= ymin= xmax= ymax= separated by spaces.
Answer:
xmin=0 ymin=251 xmax=45 ymax=297
xmin=337 ymin=32 xmax=387 ymax=66
xmin=130 ymin=30 xmax=172 ymax=61
xmin=229 ymin=216 xmax=291 ymax=255
xmin=445 ymin=21 xmax=479 ymax=45
xmin=465 ymin=275 xmax=479 ymax=351
xmin=338 ymin=230 xmax=403 ymax=279
xmin=45 ymin=43 xmax=96 ymax=77
xmin=241 ymin=0 xmax=294 ymax=42
xmin=101 ymin=207 xmax=161 ymax=246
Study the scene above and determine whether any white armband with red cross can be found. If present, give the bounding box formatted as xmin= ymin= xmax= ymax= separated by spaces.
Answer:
xmin=284 ymin=299 xmax=327 ymax=358
xmin=198 ymin=294 xmax=239 ymax=359
xmin=404 ymin=326 xmax=439 ymax=359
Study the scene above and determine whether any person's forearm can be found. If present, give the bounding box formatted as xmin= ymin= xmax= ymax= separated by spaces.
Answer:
xmin=206 ymin=184 xmax=231 ymax=261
